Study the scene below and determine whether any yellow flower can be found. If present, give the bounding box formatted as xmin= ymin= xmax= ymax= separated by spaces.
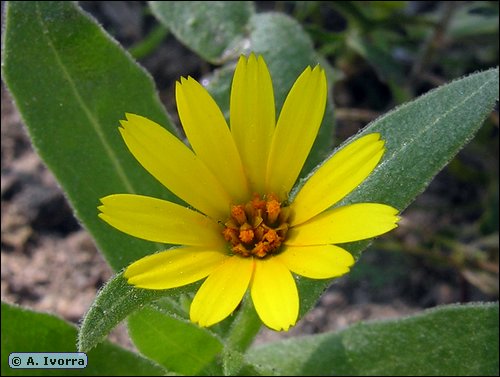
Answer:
xmin=98 ymin=54 xmax=399 ymax=331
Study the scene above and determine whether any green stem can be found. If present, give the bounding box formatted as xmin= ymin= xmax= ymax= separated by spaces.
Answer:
xmin=331 ymin=1 xmax=372 ymax=33
xmin=225 ymin=294 xmax=262 ymax=352
xmin=129 ymin=24 xmax=169 ymax=60
xmin=221 ymin=295 xmax=262 ymax=376
xmin=410 ymin=2 xmax=456 ymax=82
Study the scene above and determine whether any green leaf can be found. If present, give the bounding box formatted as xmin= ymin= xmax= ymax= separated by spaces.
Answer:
xmin=1 ymin=302 xmax=164 ymax=376
xmin=246 ymin=303 xmax=499 ymax=376
xmin=1 ymin=1 xmax=177 ymax=271
xmin=149 ymin=1 xmax=254 ymax=63
xmin=3 ymin=1 xmax=226 ymax=360
xmin=78 ymin=272 xmax=195 ymax=352
xmin=294 ymin=68 xmax=499 ymax=316
xmin=128 ymin=306 xmax=223 ymax=375
xmin=342 ymin=68 xmax=499 ymax=209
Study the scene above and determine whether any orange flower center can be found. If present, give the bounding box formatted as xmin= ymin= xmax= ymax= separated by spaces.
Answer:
xmin=222 ymin=194 xmax=290 ymax=258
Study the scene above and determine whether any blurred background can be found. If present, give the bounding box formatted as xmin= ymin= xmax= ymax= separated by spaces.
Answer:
xmin=1 ymin=1 xmax=498 ymax=345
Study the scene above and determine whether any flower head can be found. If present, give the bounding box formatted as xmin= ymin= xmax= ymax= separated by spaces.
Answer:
xmin=98 ymin=54 xmax=399 ymax=331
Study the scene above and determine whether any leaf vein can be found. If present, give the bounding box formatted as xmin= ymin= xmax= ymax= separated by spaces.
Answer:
xmin=34 ymin=3 xmax=135 ymax=193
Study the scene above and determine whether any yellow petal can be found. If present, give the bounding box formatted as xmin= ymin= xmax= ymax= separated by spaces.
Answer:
xmin=119 ymin=113 xmax=230 ymax=220
xmin=286 ymin=203 xmax=399 ymax=245
xmin=251 ymin=258 xmax=298 ymax=331
xmin=230 ymin=54 xmax=275 ymax=194
xmin=190 ymin=256 xmax=254 ymax=327
xmin=291 ymin=133 xmax=385 ymax=225
xmin=98 ymin=194 xmax=224 ymax=247
xmin=266 ymin=65 xmax=327 ymax=200
xmin=276 ymin=245 xmax=354 ymax=279
xmin=176 ymin=77 xmax=250 ymax=202
xmin=124 ymin=247 xmax=228 ymax=289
